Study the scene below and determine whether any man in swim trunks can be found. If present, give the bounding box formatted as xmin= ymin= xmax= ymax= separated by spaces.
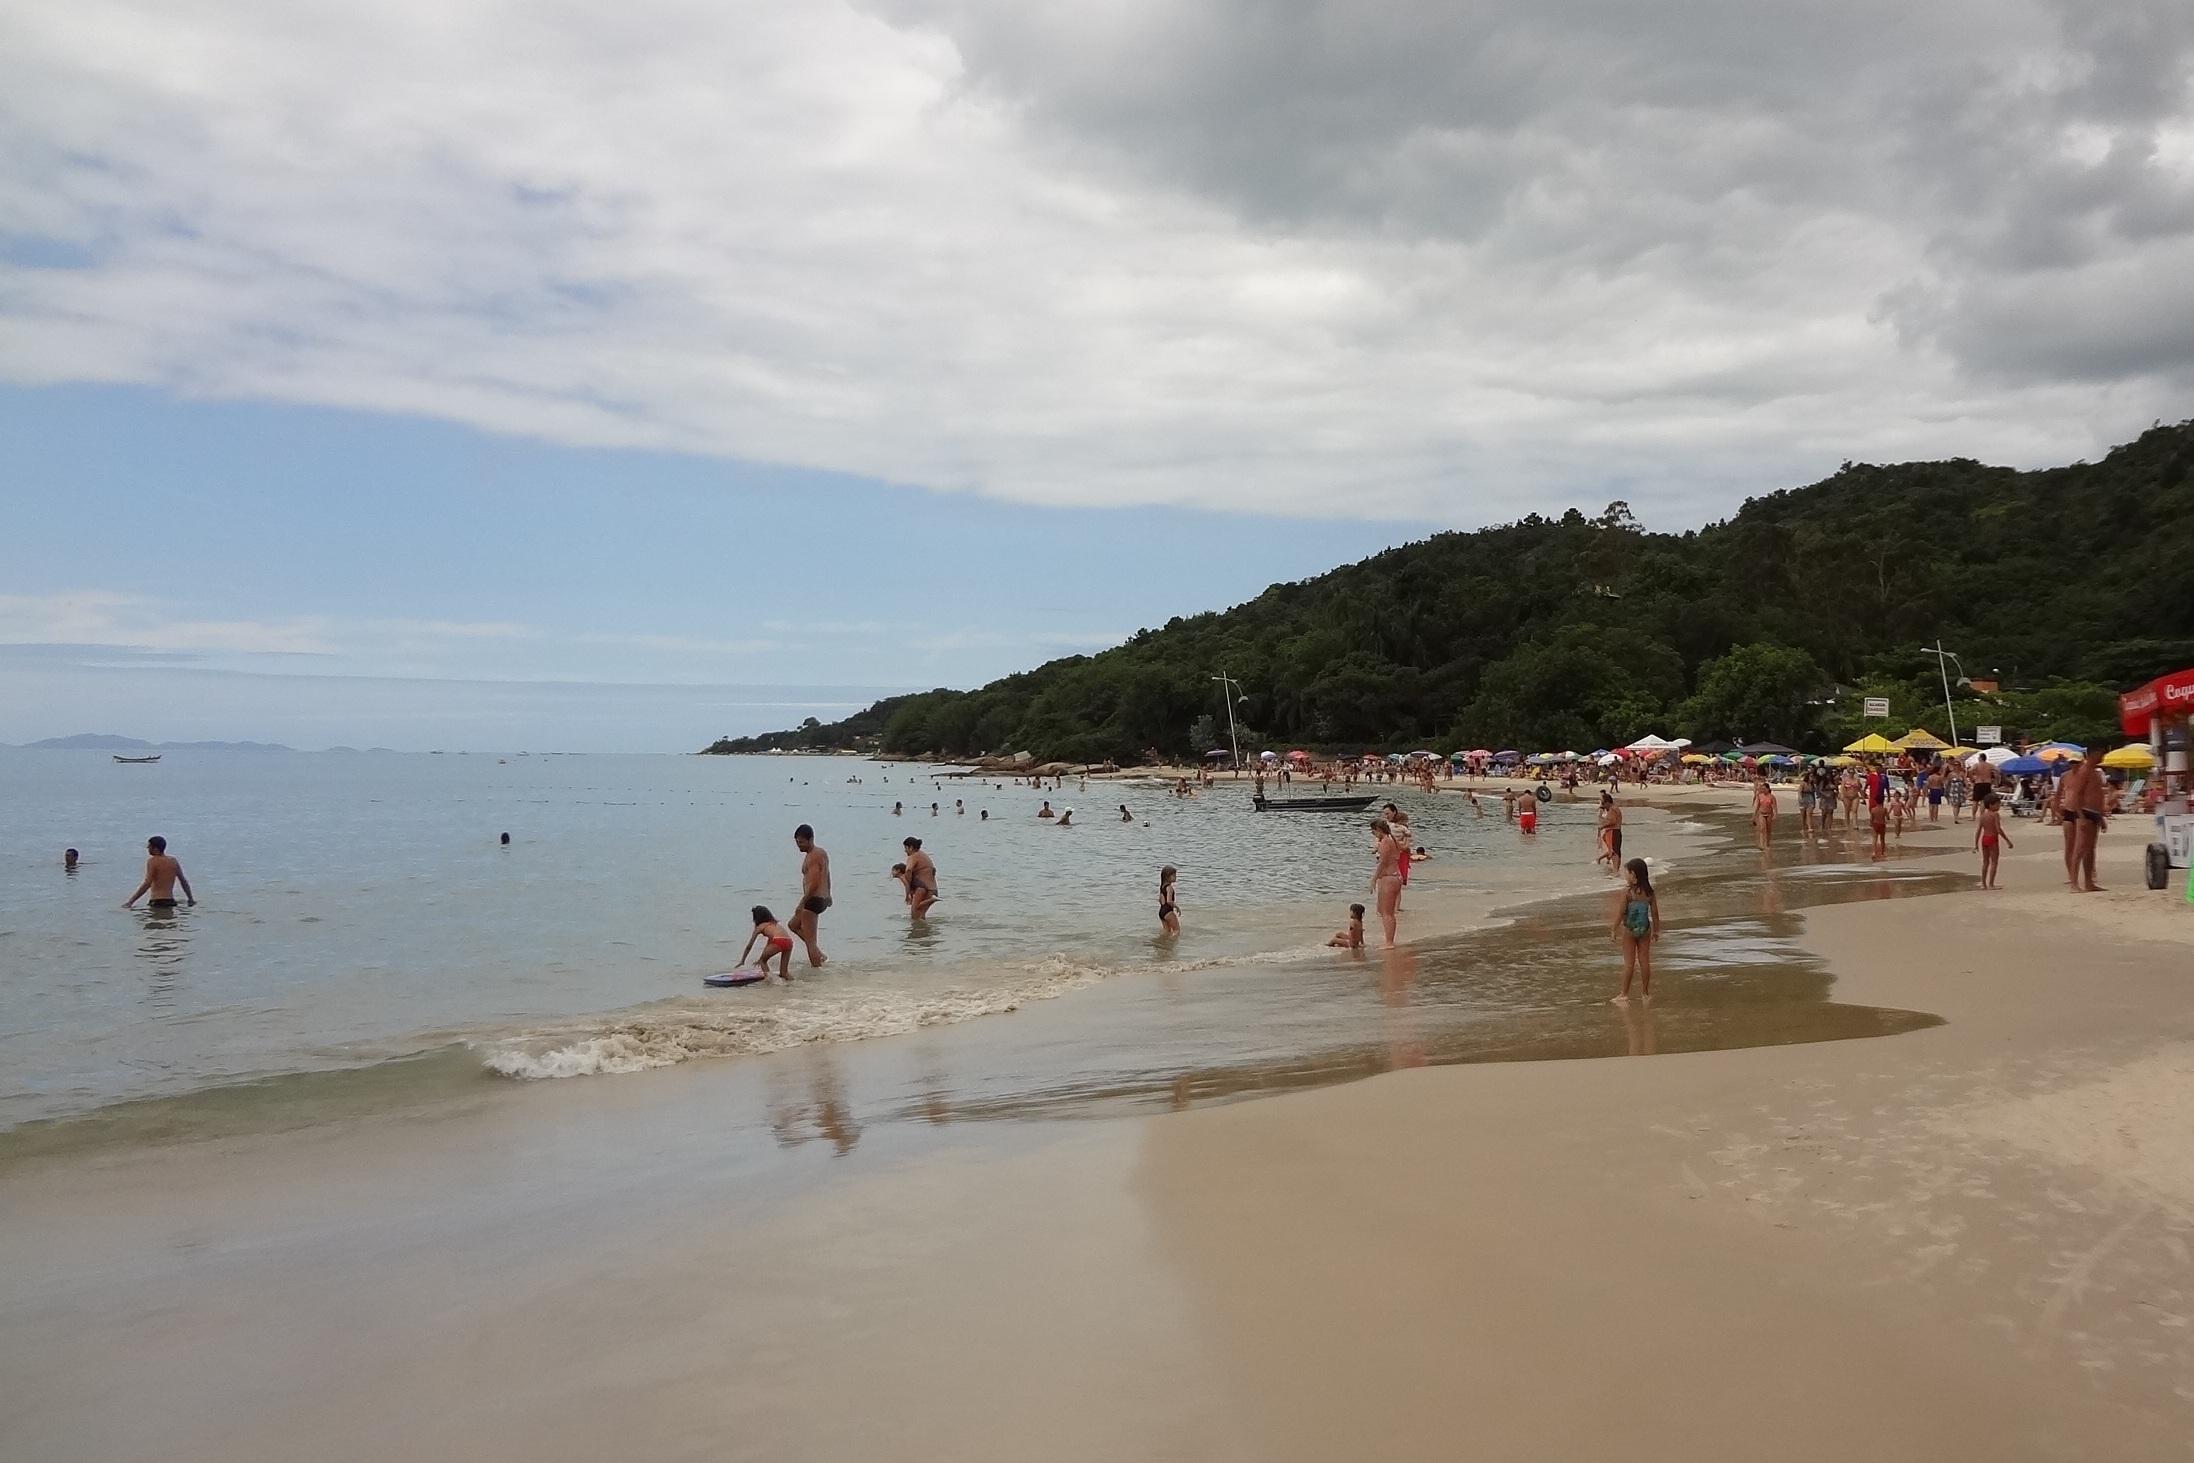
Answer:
xmin=902 ymin=836 xmax=938 ymax=919
xmin=789 ymin=824 xmax=831 ymax=968
xmin=123 ymin=835 xmax=194 ymax=910
xmin=2062 ymin=747 xmax=2108 ymax=892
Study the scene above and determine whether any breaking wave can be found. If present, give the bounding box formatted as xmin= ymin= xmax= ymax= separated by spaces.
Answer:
xmin=480 ymin=952 xmax=1119 ymax=1081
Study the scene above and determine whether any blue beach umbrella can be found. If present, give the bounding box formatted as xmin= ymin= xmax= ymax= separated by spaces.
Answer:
xmin=1999 ymin=755 xmax=2051 ymax=775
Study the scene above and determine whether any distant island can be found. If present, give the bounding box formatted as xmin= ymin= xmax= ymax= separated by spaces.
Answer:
xmin=707 ymin=420 xmax=2194 ymax=763
xmin=23 ymin=734 xmax=297 ymax=752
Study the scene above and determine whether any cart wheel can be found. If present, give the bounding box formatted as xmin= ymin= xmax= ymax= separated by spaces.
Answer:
xmin=2146 ymin=842 xmax=2169 ymax=891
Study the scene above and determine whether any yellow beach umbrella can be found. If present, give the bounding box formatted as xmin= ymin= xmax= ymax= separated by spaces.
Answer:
xmin=2101 ymin=744 xmax=2155 ymax=769
xmin=1680 ymin=753 xmax=1712 ymax=764
xmin=2032 ymin=745 xmax=2080 ymax=763
xmin=1893 ymin=728 xmax=1948 ymax=751
xmin=1825 ymin=754 xmax=1857 ymax=767
xmin=1940 ymin=745 xmax=1980 ymax=759
xmin=1843 ymin=733 xmax=1895 ymax=754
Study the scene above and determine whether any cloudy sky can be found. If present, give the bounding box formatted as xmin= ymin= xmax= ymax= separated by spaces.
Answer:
xmin=3 ymin=0 xmax=2191 ymax=747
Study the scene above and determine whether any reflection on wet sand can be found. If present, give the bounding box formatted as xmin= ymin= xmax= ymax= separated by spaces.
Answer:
xmin=902 ymin=828 xmax=1959 ymax=1125
xmin=767 ymin=1049 xmax=863 ymax=1157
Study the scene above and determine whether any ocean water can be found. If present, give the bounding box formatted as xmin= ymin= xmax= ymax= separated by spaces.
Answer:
xmin=0 ymin=750 xmax=1583 ymax=1131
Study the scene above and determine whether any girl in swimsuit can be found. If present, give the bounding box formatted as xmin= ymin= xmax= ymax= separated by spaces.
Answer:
xmin=739 ymin=905 xmax=797 ymax=981
xmin=1974 ymin=793 xmax=2012 ymax=889
xmin=1157 ymin=865 xmax=1180 ymax=937
xmin=1609 ymin=858 xmax=1660 ymax=1004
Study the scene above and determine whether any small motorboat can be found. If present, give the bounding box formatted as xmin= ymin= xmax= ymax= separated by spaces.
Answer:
xmin=112 ymin=754 xmax=162 ymax=764
xmin=1251 ymin=794 xmax=1375 ymax=813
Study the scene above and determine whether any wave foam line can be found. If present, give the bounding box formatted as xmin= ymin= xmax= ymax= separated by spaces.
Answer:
xmin=479 ymin=953 xmax=1114 ymax=1081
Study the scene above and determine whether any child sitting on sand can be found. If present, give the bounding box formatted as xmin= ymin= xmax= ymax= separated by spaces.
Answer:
xmin=1327 ymin=904 xmax=1366 ymax=950
xmin=1610 ymin=858 xmax=1660 ymax=1005
xmin=738 ymin=905 xmax=796 ymax=981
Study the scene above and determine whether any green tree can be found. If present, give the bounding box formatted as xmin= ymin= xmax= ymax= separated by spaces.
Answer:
xmin=1681 ymin=643 xmax=1827 ymax=746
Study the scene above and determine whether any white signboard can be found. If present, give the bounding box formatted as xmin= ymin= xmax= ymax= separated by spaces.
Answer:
xmin=1975 ymin=725 xmax=2002 ymax=746
xmin=1862 ymin=697 xmax=1890 ymax=719
xmin=2160 ymin=813 xmax=2194 ymax=872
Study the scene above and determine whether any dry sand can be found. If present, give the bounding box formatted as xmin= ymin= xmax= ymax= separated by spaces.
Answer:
xmin=5 ymin=803 xmax=2191 ymax=1461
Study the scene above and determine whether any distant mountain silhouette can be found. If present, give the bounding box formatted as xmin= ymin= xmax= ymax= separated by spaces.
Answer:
xmin=25 ymin=733 xmax=295 ymax=752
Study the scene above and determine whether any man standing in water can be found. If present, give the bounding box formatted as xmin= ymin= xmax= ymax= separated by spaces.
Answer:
xmin=902 ymin=836 xmax=938 ymax=919
xmin=790 ymin=824 xmax=831 ymax=967
xmin=123 ymin=835 xmax=195 ymax=910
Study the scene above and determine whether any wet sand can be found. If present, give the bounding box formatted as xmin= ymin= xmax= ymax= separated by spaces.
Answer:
xmin=6 ymin=801 xmax=2191 ymax=1459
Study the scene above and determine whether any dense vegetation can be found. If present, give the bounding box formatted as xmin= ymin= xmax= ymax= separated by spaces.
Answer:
xmin=707 ymin=421 xmax=2194 ymax=762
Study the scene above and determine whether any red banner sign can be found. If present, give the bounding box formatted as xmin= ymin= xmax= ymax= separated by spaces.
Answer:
xmin=2120 ymin=667 xmax=2194 ymax=735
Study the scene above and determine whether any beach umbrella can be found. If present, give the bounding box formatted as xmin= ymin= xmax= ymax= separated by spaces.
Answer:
xmin=1825 ymin=755 xmax=1857 ymax=767
xmin=2000 ymin=755 xmax=2051 ymax=775
xmin=1203 ymin=748 xmax=1232 ymax=759
xmin=1287 ymin=749 xmax=1311 ymax=762
xmin=2031 ymin=742 xmax=2083 ymax=762
xmin=1493 ymin=749 xmax=1520 ymax=760
xmin=2102 ymin=744 xmax=2155 ymax=769
xmin=1761 ymin=754 xmax=1794 ymax=766
xmin=1595 ymin=753 xmax=1618 ymax=766
xmin=1965 ymin=746 xmax=2015 ymax=767
xmin=1940 ymin=745 xmax=1980 ymax=759
xmin=1843 ymin=733 xmax=1896 ymax=754
xmin=1623 ymin=734 xmax=1674 ymax=751
xmin=1681 ymin=753 xmax=1712 ymax=764
xmin=1892 ymin=728 xmax=1948 ymax=751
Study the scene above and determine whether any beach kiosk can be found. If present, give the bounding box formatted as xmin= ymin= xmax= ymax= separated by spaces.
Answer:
xmin=2119 ymin=667 xmax=2194 ymax=885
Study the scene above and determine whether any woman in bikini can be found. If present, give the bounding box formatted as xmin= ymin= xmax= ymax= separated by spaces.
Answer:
xmin=1157 ymin=865 xmax=1180 ymax=937
xmin=1368 ymin=818 xmax=1404 ymax=949
xmin=1751 ymin=777 xmax=1776 ymax=844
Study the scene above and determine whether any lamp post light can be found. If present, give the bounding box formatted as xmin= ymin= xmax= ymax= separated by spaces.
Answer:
xmin=1211 ymin=673 xmax=1246 ymax=772
xmin=1919 ymin=642 xmax=1963 ymax=748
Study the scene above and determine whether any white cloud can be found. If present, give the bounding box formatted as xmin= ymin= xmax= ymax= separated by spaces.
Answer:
xmin=1 ymin=0 xmax=2189 ymax=527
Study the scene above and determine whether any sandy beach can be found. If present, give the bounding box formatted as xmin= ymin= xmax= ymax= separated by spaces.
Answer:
xmin=6 ymin=790 xmax=2191 ymax=1461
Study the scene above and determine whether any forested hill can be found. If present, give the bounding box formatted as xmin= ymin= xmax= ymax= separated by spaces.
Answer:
xmin=707 ymin=421 xmax=2194 ymax=761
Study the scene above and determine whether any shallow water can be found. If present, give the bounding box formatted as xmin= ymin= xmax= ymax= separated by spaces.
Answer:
xmin=0 ymin=750 xmax=1588 ymax=1132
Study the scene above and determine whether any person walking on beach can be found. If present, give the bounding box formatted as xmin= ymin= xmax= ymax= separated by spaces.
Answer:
xmin=1597 ymin=790 xmax=1623 ymax=869
xmin=1974 ymin=793 xmax=2012 ymax=889
xmin=789 ymin=824 xmax=831 ymax=968
xmin=902 ymin=837 xmax=938 ymax=919
xmin=1866 ymin=764 xmax=1889 ymax=861
xmin=1368 ymin=818 xmax=1404 ymax=948
xmin=123 ymin=835 xmax=194 ymax=910
xmin=1157 ymin=865 xmax=1180 ymax=936
xmin=2064 ymin=747 xmax=2108 ymax=892
xmin=1609 ymin=857 xmax=1660 ymax=1005
xmin=1751 ymin=777 xmax=1776 ymax=845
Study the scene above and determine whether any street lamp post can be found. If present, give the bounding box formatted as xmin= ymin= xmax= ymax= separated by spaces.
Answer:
xmin=1211 ymin=673 xmax=1245 ymax=772
xmin=1920 ymin=642 xmax=1963 ymax=748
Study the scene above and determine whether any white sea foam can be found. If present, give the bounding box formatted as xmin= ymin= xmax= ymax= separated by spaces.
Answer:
xmin=479 ymin=952 xmax=1117 ymax=1081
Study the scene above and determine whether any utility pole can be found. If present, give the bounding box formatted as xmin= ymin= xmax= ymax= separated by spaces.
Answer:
xmin=1211 ymin=673 xmax=1244 ymax=772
